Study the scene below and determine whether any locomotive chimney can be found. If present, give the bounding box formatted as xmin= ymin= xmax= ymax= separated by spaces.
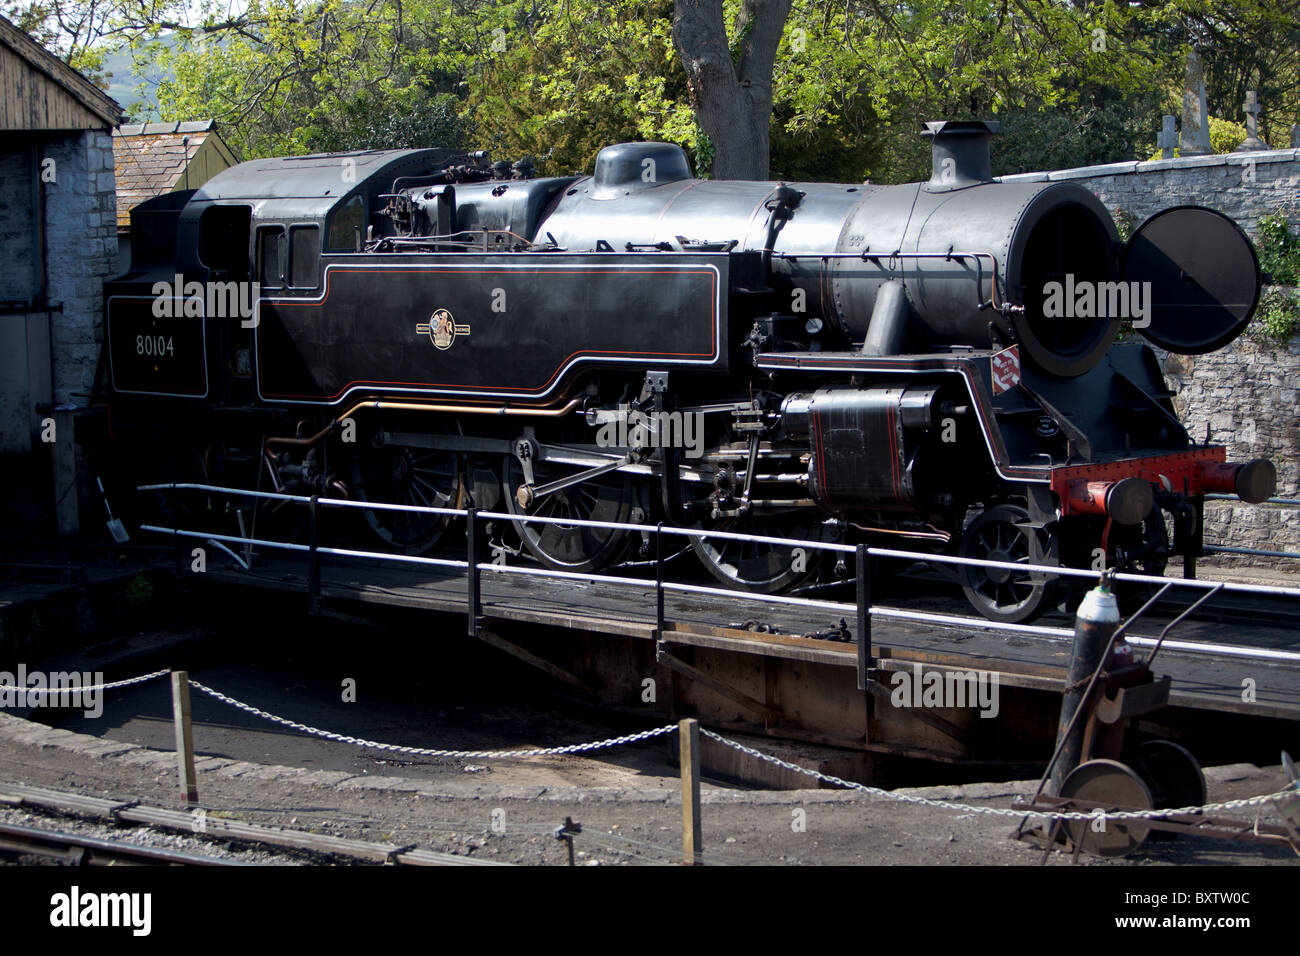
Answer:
xmin=922 ymin=120 xmax=999 ymax=191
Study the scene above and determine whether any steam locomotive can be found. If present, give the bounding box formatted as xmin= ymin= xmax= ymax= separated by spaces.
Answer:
xmin=104 ymin=120 xmax=1275 ymax=622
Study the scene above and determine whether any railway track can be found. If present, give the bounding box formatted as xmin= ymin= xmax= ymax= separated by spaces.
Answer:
xmin=0 ymin=818 xmax=243 ymax=866
xmin=0 ymin=783 xmax=508 ymax=866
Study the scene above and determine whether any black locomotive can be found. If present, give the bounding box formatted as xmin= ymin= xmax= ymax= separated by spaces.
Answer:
xmin=104 ymin=120 xmax=1275 ymax=622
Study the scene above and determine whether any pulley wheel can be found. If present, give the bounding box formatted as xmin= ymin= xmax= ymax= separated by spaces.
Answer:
xmin=1132 ymin=739 xmax=1206 ymax=811
xmin=1059 ymin=758 xmax=1153 ymax=857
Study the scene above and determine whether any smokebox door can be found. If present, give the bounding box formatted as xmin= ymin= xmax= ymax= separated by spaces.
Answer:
xmin=1122 ymin=205 xmax=1260 ymax=354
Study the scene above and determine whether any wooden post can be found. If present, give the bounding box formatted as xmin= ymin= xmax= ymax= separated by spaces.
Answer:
xmin=171 ymin=670 xmax=198 ymax=805
xmin=678 ymin=717 xmax=702 ymax=865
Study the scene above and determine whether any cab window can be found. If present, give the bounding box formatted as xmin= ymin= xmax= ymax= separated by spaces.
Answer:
xmin=256 ymin=226 xmax=287 ymax=288
xmin=327 ymin=195 xmax=366 ymax=251
xmin=289 ymin=225 xmax=321 ymax=288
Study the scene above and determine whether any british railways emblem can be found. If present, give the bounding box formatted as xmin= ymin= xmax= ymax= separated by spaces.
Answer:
xmin=416 ymin=309 xmax=471 ymax=350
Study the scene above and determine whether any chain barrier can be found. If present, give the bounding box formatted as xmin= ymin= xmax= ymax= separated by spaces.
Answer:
xmin=700 ymin=728 xmax=1298 ymax=823
xmin=187 ymin=679 xmax=677 ymax=758
xmin=4 ymin=666 xmax=1293 ymax=827
xmin=0 ymin=668 xmax=170 ymax=700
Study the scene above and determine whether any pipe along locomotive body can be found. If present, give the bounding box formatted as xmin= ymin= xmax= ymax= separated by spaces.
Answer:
xmin=105 ymin=120 xmax=1275 ymax=622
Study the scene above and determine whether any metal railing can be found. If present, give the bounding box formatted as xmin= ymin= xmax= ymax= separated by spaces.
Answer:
xmin=138 ymin=481 xmax=1300 ymax=688
xmin=1203 ymin=493 xmax=1300 ymax=561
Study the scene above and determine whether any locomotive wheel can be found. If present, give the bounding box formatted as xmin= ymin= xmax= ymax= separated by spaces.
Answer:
xmin=1131 ymin=739 xmax=1206 ymax=811
xmin=351 ymin=433 xmax=463 ymax=555
xmin=502 ymin=454 xmax=631 ymax=573
xmin=958 ymin=504 xmax=1058 ymax=624
xmin=1059 ymin=758 xmax=1153 ymax=857
xmin=692 ymin=510 xmax=828 ymax=594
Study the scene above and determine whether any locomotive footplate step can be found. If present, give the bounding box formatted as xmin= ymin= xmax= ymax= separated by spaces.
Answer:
xmin=196 ymin=552 xmax=1300 ymax=721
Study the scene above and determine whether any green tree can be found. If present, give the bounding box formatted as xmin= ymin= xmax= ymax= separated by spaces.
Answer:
xmin=13 ymin=0 xmax=1300 ymax=182
xmin=467 ymin=0 xmax=699 ymax=176
xmin=1146 ymin=0 xmax=1300 ymax=147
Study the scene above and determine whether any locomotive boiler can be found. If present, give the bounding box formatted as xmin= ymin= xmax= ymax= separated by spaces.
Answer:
xmin=103 ymin=120 xmax=1275 ymax=622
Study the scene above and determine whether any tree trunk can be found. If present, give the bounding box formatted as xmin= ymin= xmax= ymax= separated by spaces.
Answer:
xmin=672 ymin=0 xmax=792 ymax=180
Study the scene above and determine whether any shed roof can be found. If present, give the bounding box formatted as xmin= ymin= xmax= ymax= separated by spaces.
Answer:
xmin=0 ymin=14 xmax=122 ymax=130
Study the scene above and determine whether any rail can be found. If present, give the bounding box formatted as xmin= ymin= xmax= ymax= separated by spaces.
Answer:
xmin=1203 ymin=493 xmax=1300 ymax=561
xmin=0 ymin=782 xmax=503 ymax=866
xmin=0 ymin=819 xmax=245 ymax=866
xmin=136 ymin=481 xmax=1300 ymax=688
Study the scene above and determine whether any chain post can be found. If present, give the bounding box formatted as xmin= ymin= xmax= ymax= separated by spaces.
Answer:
xmin=170 ymin=670 xmax=198 ymax=806
xmin=856 ymin=543 xmax=873 ymax=690
xmin=679 ymin=717 xmax=703 ymax=865
xmin=467 ymin=507 xmax=481 ymax=638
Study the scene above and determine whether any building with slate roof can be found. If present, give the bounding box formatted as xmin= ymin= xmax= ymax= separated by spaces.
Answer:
xmin=112 ymin=120 xmax=239 ymax=271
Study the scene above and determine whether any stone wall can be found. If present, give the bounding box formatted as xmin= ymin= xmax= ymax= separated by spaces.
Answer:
xmin=1161 ymin=338 xmax=1300 ymax=568
xmin=0 ymin=130 xmax=118 ymax=456
xmin=999 ymin=147 xmax=1300 ymax=235
xmin=43 ymin=129 xmax=119 ymax=407
xmin=1001 ymin=150 xmax=1300 ymax=566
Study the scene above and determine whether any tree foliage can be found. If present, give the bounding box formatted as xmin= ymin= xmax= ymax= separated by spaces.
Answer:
xmin=1149 ymin=0 xmax=1300 ymax=148
xmin=467 ymin=0 xmax=700 ymax=176
xmin=8 ymin=0 xmax=1300 ymax=181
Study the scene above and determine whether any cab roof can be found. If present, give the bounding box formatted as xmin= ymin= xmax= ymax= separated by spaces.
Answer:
xmin=192 ymin=148 xmax=468 ymax=210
